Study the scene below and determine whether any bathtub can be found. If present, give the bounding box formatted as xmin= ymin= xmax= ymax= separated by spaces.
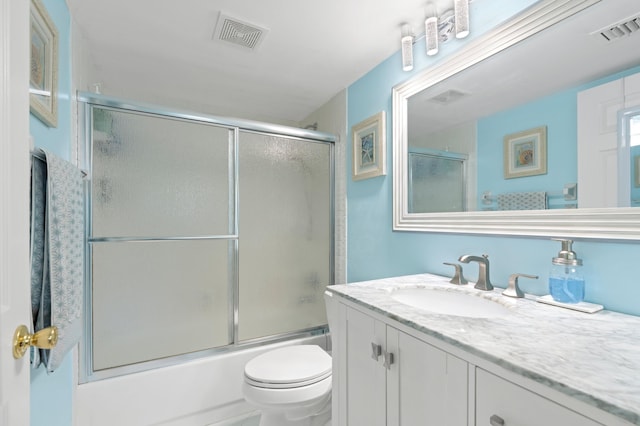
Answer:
xmin=75 ymin=334 xmax=328 ymax=426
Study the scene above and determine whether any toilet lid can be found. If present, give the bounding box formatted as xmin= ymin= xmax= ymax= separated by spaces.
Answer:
xmin=244 ymin=345 xmax=331 ymax=389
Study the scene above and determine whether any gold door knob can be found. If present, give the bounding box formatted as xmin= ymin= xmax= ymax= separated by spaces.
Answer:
xmin=12 ymin=325 xmax=58 ymax=359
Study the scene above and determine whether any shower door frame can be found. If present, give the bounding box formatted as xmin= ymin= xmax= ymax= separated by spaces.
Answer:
xmin=78 ymin=93 xmax=336 ymax=382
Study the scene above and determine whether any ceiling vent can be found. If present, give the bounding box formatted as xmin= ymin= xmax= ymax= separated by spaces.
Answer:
xmin=592 ymin=14 xmax=640 ymax=42
xmin=427 ymin=89 xmax=469 ymax=105
xmin=213 ymin=13 xmax=269 ymax=50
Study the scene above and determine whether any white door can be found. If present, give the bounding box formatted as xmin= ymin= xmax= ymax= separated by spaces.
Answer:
xmin=577 ymin=79 xmax=624 ymax=208
xmin=0 ymin=0 xmax=32 ymax=424
xmin=578 ymin=72 xmax=640 ymax=208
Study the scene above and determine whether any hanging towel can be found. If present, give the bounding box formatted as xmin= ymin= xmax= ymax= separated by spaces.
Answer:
xmin=496 ymin=191 xmax=547 ymax=211
xmin=30 ymin=148 xmax=84 ymax=373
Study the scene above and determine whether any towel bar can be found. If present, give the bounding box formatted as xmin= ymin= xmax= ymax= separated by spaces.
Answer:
xmin=31 ymin=149 xmax=88 ymax=178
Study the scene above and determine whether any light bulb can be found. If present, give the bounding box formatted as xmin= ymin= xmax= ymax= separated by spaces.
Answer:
xmin=425 ymin=16 xmax=439 ymax=56
xmin=401 ymin=24 xmax=414 ymax=71
xmin=454 ymin=0 xmax=470 ymax=38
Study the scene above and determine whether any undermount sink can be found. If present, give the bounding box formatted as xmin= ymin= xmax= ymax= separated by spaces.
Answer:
xmin=391 ymin=288 xmax=512 ymax=318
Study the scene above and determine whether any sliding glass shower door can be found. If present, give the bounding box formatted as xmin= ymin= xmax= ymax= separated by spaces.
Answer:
xmin=89 ymin=108 xmax=235 ymax=371
xmin=238 ymin=132 xmax=332 ymax=341
xmin=83 ymin=97 xmax=334 ymax=380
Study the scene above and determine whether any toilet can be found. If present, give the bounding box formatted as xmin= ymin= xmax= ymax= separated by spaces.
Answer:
xmin=242 ymin=292 xmax=336 ymax=426
xmin=242 ymin=345 xmax=332 ymax=426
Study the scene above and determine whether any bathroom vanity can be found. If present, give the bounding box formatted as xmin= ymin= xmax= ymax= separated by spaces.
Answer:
xmin=326 ymin=274 xmax=640 ymax=426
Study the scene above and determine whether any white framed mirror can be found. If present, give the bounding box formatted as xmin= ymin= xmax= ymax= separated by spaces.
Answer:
xmin=392 ymin=0 xmax=640 ymax=240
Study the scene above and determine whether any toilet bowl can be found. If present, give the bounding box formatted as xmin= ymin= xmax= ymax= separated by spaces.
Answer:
xmin=242 ymin=344 xmax=332 ymax=426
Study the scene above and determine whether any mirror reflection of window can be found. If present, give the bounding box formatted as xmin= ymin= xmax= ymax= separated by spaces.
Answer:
xmin=631 ymin=115 xmax=640 ymax=147
xmin=628 ymin=112 xmax=640 ymax=207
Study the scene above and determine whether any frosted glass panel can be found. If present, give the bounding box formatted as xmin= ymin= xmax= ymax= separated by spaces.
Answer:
xmin=91 ymin=107 xmax=231 ymax=237
xmin=92 ymin=240 xmax=230 ymax=370
xmin=409 ymin=152 xmax=466 ymax=213
xmin=238 ymin=133 xmax=331 ymax=341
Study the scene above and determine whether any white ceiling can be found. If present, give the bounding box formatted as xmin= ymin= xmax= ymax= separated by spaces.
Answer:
xmin=66 ymin=0 xmax=459 ymax=126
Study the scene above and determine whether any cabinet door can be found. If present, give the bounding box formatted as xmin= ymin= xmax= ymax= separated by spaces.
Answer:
xmin=387 ymin=327 xmax=468 ymax=426
xmin=476 ymin=368 xmax=602 ymax=426
xmin=345 ymin=307 xmax=386 ymax=426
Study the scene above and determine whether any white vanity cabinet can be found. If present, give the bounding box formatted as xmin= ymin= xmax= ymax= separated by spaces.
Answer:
xmin=336 ymin=304 xmax=468 ymax=426
xmin=475 ymin=368 xmax=602 ymax=426
xmin=329 ymin=291 xmax=631 ymax=426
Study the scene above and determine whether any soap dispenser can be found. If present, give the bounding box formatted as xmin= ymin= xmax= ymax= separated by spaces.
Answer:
xmin=549 ymin=239 xmax=584 ymax=304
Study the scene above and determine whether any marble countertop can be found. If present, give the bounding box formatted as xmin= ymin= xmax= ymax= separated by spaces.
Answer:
xmin=327 ymin=273 xmax=640 ymax=425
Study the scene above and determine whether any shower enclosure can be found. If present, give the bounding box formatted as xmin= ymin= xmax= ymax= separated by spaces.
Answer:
xmin=79 ymin=94 xmax=334 ymax=381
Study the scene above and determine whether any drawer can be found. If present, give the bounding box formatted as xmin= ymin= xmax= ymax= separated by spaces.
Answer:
xmin=475 ymin=368 xmax=602 ymax=426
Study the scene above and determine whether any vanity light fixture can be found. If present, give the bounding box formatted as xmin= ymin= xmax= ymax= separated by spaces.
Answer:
xmin=401 ymin=23 xmax=414 ymax=72
xmin=400 ymin=0 xmax=471 ymax=70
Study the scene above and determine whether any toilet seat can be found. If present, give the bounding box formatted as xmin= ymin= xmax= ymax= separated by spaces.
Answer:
xmin=244 ymin=345 xmax=332 ymax=389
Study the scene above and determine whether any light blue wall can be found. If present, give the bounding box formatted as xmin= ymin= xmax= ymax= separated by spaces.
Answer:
xmin=29 ymin=0 xmax=74 ymax=425
xmin=347 ymin=1 xmax=640 ymax=317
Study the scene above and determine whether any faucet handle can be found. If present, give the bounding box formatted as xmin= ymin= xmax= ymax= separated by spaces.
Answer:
xmin=443 ymin=262 xmax=468 ymax=285
xmin=503 ymin=273 xmax=538 ymax=298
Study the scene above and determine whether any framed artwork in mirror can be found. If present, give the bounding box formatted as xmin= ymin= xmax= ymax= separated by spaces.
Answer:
xmin=30 ymin=0 xmax=58 ymax=128
xmin=503 ymin=126 xmax=547 ymax=179
xmin=352 ymin=111 xmax=386 ymax=181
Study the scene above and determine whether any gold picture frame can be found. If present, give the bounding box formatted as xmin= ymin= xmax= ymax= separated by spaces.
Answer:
xmin=352 ymin=111 xmax=386 ymax=181
xmin=30 ymin=0 xmax=58 ymax=127
xmin=503 ymin=126 xmax=547 ymax=179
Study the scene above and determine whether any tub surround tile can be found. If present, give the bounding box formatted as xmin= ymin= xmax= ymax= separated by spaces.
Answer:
xmin=328 ymin=274 xmax=640 ymax=425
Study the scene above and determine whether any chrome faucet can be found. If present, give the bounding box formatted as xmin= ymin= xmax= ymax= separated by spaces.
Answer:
xmin=458 ymin=254 xmax=493 ymax=291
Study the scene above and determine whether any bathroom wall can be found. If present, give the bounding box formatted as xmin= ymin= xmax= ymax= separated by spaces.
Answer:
xmin=29 ymin=0 xmax=75 ymax=425
xmin=346 ymin=0 xmax=640 ymax=317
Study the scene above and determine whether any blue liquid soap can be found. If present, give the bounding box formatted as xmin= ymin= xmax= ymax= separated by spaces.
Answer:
xmin=549 ymin=276 xmax=585 ymax=304
xmin=549 ymin=239 xmax=584 ymax=304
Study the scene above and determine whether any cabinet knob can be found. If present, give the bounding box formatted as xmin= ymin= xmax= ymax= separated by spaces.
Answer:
xmin=383 ymin=350 xmax=394 ymax=369
xmin=371 ymin=342 xmax=382 ymax=361
xmin=489 ymin=414 xmax=505 ymax=426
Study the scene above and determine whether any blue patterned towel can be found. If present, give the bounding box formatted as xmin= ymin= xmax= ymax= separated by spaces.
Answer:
xmin=30 ymin=149 xmax=84 ymax=373
xmin=496 ymin=191 xmax=547 ymax=211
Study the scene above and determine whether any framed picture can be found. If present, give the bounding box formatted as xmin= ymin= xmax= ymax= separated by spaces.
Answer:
xmin=352 ymin=111 xmax=386 ymax=180
xmin=30 ymin=0 xmax=58 ymax=127
xmin=503 ymin=126 xmax=547 ymax=179
xmin=635 ymin=155 xmax=640 ymax=188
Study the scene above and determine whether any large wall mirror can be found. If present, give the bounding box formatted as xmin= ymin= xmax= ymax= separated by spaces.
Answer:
xmin=392 ymin=0 xmax=640 ymax=240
